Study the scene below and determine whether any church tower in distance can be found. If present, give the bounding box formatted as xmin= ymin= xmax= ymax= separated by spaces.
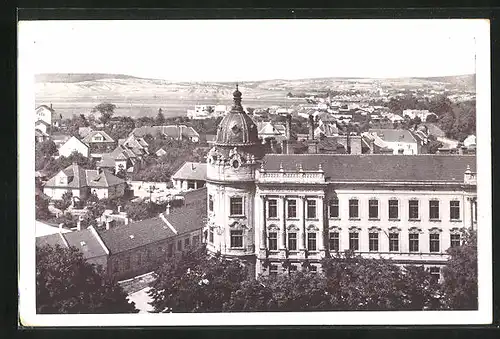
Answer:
xmin=204 ymin=85 xmax=264 ymax=271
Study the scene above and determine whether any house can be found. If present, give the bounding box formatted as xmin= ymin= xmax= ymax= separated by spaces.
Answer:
xmin=403 ymin=109 xmax=438 ymax=122
xmin=130 ymin=125 xmax=200 ymax=143
xmin=463 ymin=135 xmax=477 ymax=149
xmin=37 ymin=188 xmax=207 ymax=281
xmin=118 ymin=135 xmax=149 ymax=155
xmin=43 ymin=163 xmax=126 ymax=200
xmin=171 ymin=162 xmax=207 ymax=191
xmin=155 ymin=148 xmax=167 ymax=157
xmin=366 ymin=129 xmax=419 ymax=155
xmin=36 ymin=226 xmax=109 ymax=270
xmin=422 ymin=123 xmax=446 ymax=138
xmin=97 ymin=136 xmax=148 ymax=174
xmin=50 ymin=134 xmax=72 ymax=148
xmin=257 ymin=121 xmax=287 ymax=142
xmin=35 ymin=104 xmax=61 ymax=127
xmin=204 ymin=87 xmax=477 ymax=278
xmin=58 ymin=136 xmax=90 ymax=158
xmin=35 ymin=119 xmax=51 ymax=135
xmin=81 ymin=130 xmax=116 ymax=156
xmin=78 ymin=126 xmax=93 ymax=139
xmin=35 ymin=128 xmax=50 ymax=143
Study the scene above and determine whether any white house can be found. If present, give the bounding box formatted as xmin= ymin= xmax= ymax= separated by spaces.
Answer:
xmin=463 ymin=135 xmax=476 ymax=149
xmin=35 ymin=119 xmax=51 ymax=135
xmin=58 ymin=136 xmax=90 ymax=158
xmin=171 ymin=162 xmax=207 ymax=191
xmin=36 ymin=104 xmax=61 ymax=127
xmin=365 ymin=129 xmax=419 ymax=155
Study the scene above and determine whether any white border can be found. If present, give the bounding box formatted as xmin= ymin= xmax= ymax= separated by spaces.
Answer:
xmin=18 ymin=19 xmax=492 ymax=326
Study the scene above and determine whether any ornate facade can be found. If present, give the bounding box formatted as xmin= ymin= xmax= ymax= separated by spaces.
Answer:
xmin=204 ymin=87 xmax=477 ymax=278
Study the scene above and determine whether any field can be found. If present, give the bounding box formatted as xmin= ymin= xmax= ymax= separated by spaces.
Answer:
xmin=35 ymin=73 xmax=475 ymax=119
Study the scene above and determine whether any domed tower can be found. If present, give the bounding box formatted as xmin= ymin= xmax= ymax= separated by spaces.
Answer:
xmin=205 ymin=85 xmax=264 ymax=268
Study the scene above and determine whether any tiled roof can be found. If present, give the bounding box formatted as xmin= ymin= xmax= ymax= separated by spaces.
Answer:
xmin=35 ymin=129 xmax=49 ymax=137
xmin=317 ymin=138 xmax=346 ymax=153
xmin=205 ymin=134 xmax=217 ymax=142
xmin=50 ymin=134 xmax=71 ymax=142
xmin=98 ymin=217 xmax=176 ymax=254
xmin=130 ymin=126 xmax=162 ymax=138
xmin=262 ymin=154 xmax=476 ymax=183
xmin=36 ymin=228 xmax=107 ymax=260
xmin=78 ymin=127 xmax=93 ymax=138
xmin=96 ymin=154 xmax=115 ymax=168
xmin=164 ymin=188 xmax=207 ymax=235
xmin=44 ymin=163 xmax=87 ymax=188
xmin=368 ymin=129 xmax=417 ymax=144
xmin=171 ymin=162 xmax=207 ymax=181
xmin=85 ymin=169 xmax=125 ymax=187
xmin=81 ymin=130 xmax=115 ymax=143
xmin=36 ymin=233 xmax=66 ymax=248
xmin=35 ymin=119 xmax=51 ymax=126
xmin=36 ymin=220 xmax=71 ymax=238
xmin=45 ymin=164 xmax=124 ymax=188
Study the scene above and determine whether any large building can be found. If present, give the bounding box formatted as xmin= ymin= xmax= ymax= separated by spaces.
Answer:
xmin=204 ymin=86 xmax=477 ymax=278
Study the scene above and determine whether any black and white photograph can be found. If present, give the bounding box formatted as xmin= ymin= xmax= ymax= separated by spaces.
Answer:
xmin=18 ymin=18 xmax=491 ymax=326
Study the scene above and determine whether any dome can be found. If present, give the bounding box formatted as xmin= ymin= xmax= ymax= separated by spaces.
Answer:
xmin=215 ymin=85 xmax=260 ymax=146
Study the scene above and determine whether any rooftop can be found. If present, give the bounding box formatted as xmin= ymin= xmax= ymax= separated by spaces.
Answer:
xmin=171 ymin=161 xmax=207 ymax=181
xmin=262 ymin=154 xmax=476 ymax=183
xmin=368 ymin=129 xmax=417 ymax=144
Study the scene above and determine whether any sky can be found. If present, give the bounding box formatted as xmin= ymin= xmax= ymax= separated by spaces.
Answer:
xmin=19 ymin=19 xmax=486 ymax=82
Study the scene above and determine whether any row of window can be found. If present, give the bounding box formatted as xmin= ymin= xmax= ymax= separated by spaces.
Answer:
xmin=264 ymin=198 xmax=462 ymax=221
xmin=265 ymin=230 xmax=460 ymax=253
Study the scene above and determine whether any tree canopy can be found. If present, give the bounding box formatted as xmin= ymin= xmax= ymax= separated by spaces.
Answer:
xmin=36 ymin=244 xmax=137 ymax=314
xmin=92 ymin=102 xmax=116 ymax=127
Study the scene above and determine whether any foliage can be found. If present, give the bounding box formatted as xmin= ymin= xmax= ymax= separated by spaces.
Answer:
xmin=36 ymin=244 xmax=137 ymax=314
xmin=92 ymin=102 xmax=116 ymax=127
xmin=35 ymin=195 xmax=52 ymax=220
xmin=36 ymin=140 xmax=58 ymax=157
xmin=156 ymin=108 xmax=166 ymax=125
xmin=426 ymin=139 xmax=444 ymax=154
xmin=54 ymin=190 xmax=73 ymax=211
xmin=42 ymin=151 xmax=96 ymax=178
xmin=441 ymin=228 xmax=478 ymax=310
xmin=105 ymin=116 xmax=136 ymax=141
xmin=149 ymin=247 xmax=249 ymax=313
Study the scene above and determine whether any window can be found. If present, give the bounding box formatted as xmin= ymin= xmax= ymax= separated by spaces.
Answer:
xmin=187 ymin=181 xmax=196 ymax=189
xmin=450 ymin=233 xmax=461 ymax=248
xmin=329 ymin=232 xmax=339 ymax=251
xmin=289 ymin=265 xmax=298 ymax=274
xmin=388 ymin=199 xmax=399 ymax=219
xmin=137 ymin=252 xmax=142 ymax=265
xmin=369 ymin=232 xmax=379 ymax=252
xmin=307 ymin=200 xmax=317 ymax=219
xmin=429 ymin=267 xmax=440 ymax=284
xmin=287 ymin=199 xmax=297 ymax=218
xmin=429 ymin=200 xmax=440 ymax=220
xmin=389 ymin=233 xmax=399 ymax=252
xmin=349 ymin=232 xmax=359 ymax=251
xmin=329 ymin=199 xmax=339 ymax=218
xmin=268 ymin=199 xmax=277 ymax=218
xmin=193 ymin=235 xmax=200 ymax=245
xmin=307 ymin=232 xmax=317 ymax=251
xmin=429 ymin=233 xmax=440 ymax=252
xmin=349 ymin=199 xmax=359 ymax=218
xmin=268 ymin=232 xmax=278 ymax=251
xmin=209 ymin=228 xmax=214 ymax=243
xmin=177 ymin=240 xmax=182 ymax=251
xmin=184 ymin=237 xmax=190 ymax=247
xmin=269 ymin=264 xmax=278 ymax=277
xmin=450 ymin=201 xmax=460 ymax=220
xmin=230 ymin=230 xmax=244 ymax=248
xmin=230 ymin=197 xmax=244 ymax=216
xmin=309 ymin=265 xmax=318 ymax=274
xmin=368 ymin=199 xmax=379 ymax=219
xmin=288 ymin=232 xmax=297 ymax=251
xmin=409 ymin=200 xmax=419 ymax=220
xmin=409 ymin=233 xmax=419 ymax=252
xmin=124 ymin=255 xmax=131 ymax=270
xmin=208 ymin=195 xmax=214 ymax=212
xmin=167 ymin=243 xmax=174 ymax=257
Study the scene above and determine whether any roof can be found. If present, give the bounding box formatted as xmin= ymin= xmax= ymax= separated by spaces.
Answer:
xmin=81 ymin=130 xmax=115 ymax=143
xmin=261 ymin=154 xmax=476 ymax=183
xmin=97 ymin=187 xmax=207 ymax=254
xmin=96 ymin=154 xmax=116 ymax=168
xmin=171 ymin=162 xmax=207 ymax=181
xmin=85 ymin=169 xmax=126 ymax=187
xmin=35 ymin=119 xmax=51 ymax=126
xmin=98 ymin=216 xmax=176 ymax=254
xmin=36 ymin=220 xmax=71 ymax=238
xmin=317 ymin=138 xmax=346 ymax=153
xmin=423 ymin=123 xmax=446 ymax=138
xmin=36 ymin=227 xmax=107 ymax=260
xmin=51 ymin=134 xmax=71 ymax=142
xmin=368 ymin=129 xmax=417 ymax=144
xmin=78 ymin=126 xmax=93 ymax=138
xmin=131 ymin=126 xmax=162 ymax=138
xmin=44 ymin=163 xmax=124 ymax=188
xmin=35 ymin=129 xmax=49 ymax=137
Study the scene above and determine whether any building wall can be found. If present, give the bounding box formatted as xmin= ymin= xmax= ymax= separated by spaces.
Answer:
xmin=90 ymin=184 xmax=125 ymax=200
xmin=35 ymin=121 xmax=48 ymax=134
xmin=59 ymin=138 xmax=90 ymax=158
xmin=254 ymin=182 xmax=476 ymax=276
xmin=385 ymin=141 xmax=419 ymax=155
xmin=43 ymin=187 xmax=85 ymax=200
xmin=107 ymin=229 xmax=204 ymax=281
xmin=36 ymin=107 xmax=52 ymax=125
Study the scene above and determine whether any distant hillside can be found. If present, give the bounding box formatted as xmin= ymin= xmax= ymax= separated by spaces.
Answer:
xmin=412 ymin=74 xmax=476 ymax=89
xmin=35 ymin=73 xmax=149 ymax=83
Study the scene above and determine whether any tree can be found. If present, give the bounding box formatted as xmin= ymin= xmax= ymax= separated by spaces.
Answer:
xmin=149 ymin=246 xmax=249 ymax=313
xmin=36 ymin=244 xmax=137 ymax=314
xmin=156 ymin=108 xmax=165 ymax=125
xmin=441 ymin=228 xmax=478 ymax=310
xmin=54 ymin=190 xmax=73 ymax=211
xmin=36 ymin=140 xmax=58 ymax=157
xmin=35 ymin=195 xmax=52 ymax=220
xmin=92 ymin=102 xmax=116 ymax=128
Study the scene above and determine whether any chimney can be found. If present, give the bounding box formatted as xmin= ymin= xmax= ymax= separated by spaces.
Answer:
xmin=178 ymin=125 xmax=182 ymax=141
xmin=50 ymin=103 xmax=53 ymax=110
xmin=166 ymin=202 xmax=171 ymax=215
xmin=76 ymin=216 xmax=83 ymax=231
xmin=105 ymin=220 xmax=111 ymax=230
xmin=370 ymin=138 xmax=375 ymax=154
xmin=117 ymin=205 xmax=122 ymax=213
xmin=285 ymin=114 xmax=292 ymax=140
xmin=191 ymin=163 xmax=196 ymax=170
xmin=308 ymin=114 xmax=315 ymax=140
xmin=58 ymin=223 xmax=64 ymax=232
